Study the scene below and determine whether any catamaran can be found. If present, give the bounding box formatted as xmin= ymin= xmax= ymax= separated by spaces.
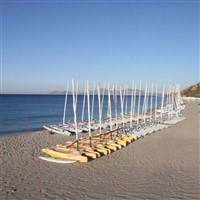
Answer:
xmin=40 ymin=79 xmax=186 ymax=163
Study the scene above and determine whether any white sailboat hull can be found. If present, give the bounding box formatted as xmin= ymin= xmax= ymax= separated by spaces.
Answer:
xmin=39 ymin=156 xmax=76 ymax=163
xmin=43 ymin=126 xmax=71 ymax=136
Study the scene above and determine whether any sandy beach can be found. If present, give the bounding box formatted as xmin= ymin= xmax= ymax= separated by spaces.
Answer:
xmin=0 ymin=101 xmax=199 ymax=200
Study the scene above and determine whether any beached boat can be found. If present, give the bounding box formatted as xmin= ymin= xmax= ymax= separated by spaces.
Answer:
xmin=42 ymin=149 xmax=88 ymax=162
xmin=39 ymin=156 xmax=77 ymax=163
xmin=39 ymin=80 xmax=186 ymax=164
xmin=43 ymin=125 xmax=71 ymax=136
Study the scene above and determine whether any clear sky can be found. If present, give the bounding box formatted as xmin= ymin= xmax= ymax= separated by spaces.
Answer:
xmin=2 ymin=0 xmax=199 ymax=93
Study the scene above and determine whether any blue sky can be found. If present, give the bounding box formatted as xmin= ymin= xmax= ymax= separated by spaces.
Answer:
xmin=2 ymin=1 xmax=199 ymax=92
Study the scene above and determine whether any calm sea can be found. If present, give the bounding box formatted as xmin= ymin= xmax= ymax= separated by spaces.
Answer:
xmin=1 ymin=94 xmax=164 ymax=136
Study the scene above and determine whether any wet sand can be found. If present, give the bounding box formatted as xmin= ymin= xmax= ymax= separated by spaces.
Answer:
xmin=0 ymin=101 xmax=199 ymax=199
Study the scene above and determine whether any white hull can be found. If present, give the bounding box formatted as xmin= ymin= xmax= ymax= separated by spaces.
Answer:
xmin=67 ymin=127 xmax=82 ymax=133
xmin=43 ymin=126 xmax=71 ymax=136
xmin=39 ymin=156 xmax=76 ymax=163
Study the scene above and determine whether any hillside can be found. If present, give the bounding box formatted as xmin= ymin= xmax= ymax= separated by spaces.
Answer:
xmin=181 ymin=83 xmax=200 ymax=97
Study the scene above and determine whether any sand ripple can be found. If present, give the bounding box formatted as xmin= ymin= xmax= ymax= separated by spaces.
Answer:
xmin=0 ymin=102 xmax=199 ymax=199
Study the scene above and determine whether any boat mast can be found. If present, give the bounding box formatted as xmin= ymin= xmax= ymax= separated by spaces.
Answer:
xmin=130 ymin=81 xmax=134 ymax=128
xmin=75 ymin=81 xmax=79 ymax=122
xmin=122 ymin=85 xmax=125 ymax=117
xmin=149 ymin=82 xmax=154 ymax=123
xmin=154 ymin=84 xmax=158 ymax=122
xmin=125 ymin=85 xmax=128 ymax=115
xmin=145 ymin=84 xmax=150 ymax=121
xmin=120 ymin=86 xmax=124 ymax=127
xmin=168 ymin=84 xmax=172 ymax=120
xmin=137 ymin=81 xmax=142 ymax=125
xmin=91 ymin=82 xmax=96 ymax=122
xmin=133 ymin=82 xmax=137 ymax=118
xmin=81 ymin=82 xmax=86 ymax=123
xmin=123 ymin=85 xmax=126 ymax=123
xmin=143 ymin=82 xmax=148 ymax=124
xmin=168 ymin=84 xmax=171 ymax=110
xmin=72 ymin=79 xmax=78 ymax=141
xmin=97 ymin=82 xmax=102 ymax=134
xmin=142 ymin=82 xmax=147 ymax=114
xmin=178 ymin=84 xmax=181 ymax=111
xmin=106 ymin=83 xmax=109 ymax=119
xmin=101 ymin=83 xmax=106 ymax=123
xmin=76 ymin=81 xmax=79 ymax=106
xmin=108 ymin=82 xmax=112 ymax=131
xmin=167 ymin=85 xmax=170 ymax=106
xmin=161 ymin=84 xmax=165 ymax=121
xmin=63 ymin=81 xmax=69 ymax=125
xmin=113 ymin=84 xmax=118 ymax=129
xmin=172 ymin=85 xmax=175 ymax=112
xmin=86 ymin=81 xmax=92 ymax=146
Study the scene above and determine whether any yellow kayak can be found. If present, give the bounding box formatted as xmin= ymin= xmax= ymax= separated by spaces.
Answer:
xmin=106 ymin=141 xmax=122 ymax=149
xmin=55 ymin=145 xmax=100 ymax=159
xmin=82 ymin=147 xmax=101 ymax=158
xmin=42 ymin=149 xmax=88 ymax=162
xmin=54 ymin=146 xmax=80 ymax=154
xmin=94 ymin=139 xmax=118 ymax=152
xmin=96 ymin=144 xmax=111 ymax=154
xmin=95 ymin=147 xmax=108 ymax=155
xmin=81 ymin=151 xmax=97 ymax=159
xmin=106 ymin=144 xmax=117 ymax=151
xmin=130 ymin=133 xmax=138 ymax=141
xmin=102 ymin=134 xmax=110 ymax=139
xmin=116 ymin=139 xmax=126 ymax=147
xmin=122 ymin=137 xmax=132 ymax=144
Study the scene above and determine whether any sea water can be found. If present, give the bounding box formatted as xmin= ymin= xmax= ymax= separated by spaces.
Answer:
xmin=1 ymin=94 xmax=164 ymax=136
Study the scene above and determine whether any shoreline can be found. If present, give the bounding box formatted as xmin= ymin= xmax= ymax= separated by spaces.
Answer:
xmin=0 ymin=129 xmax=44 ymax=139
xmin=1 ymin=101 xmax=199 ymax=199
xmin=2 ymin=93 xmax=165 ymax=137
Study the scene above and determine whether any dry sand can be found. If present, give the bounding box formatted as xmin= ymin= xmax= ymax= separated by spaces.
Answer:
xmin=0 ymin=101 xmax=199 ymax=200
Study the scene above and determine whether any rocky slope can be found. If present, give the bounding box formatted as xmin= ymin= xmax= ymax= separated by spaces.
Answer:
xmin=181 ymin=82 xmax=200 ymax=97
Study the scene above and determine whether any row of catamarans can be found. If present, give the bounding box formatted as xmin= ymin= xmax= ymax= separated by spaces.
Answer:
xmin=40 ymin=80 xmax=186 ymax=163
